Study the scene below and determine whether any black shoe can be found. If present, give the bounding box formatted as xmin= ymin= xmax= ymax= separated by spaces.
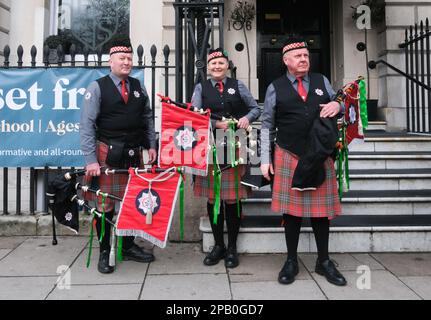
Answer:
xmin=315 ymin=259 xmax=347 ymax=286
xmin=98 ymin=250 xmax=114 ymax=274
xmin=278 ymin=258 xmax=299 ymax=285
xmin=122 ymin=244 xmax=155 ymax=263
xmin=203 ymin=245 xmax=226 ymax=266
xmin=224 ymin=247 xmax=239 ymax=268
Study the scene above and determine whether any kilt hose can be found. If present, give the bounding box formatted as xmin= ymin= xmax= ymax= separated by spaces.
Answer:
xmin=272 ymin=145 xmax=341 ymax=220
xmin=193 ymin=164 xmax=251 ymax=201
xmin=82 ymin=141 xmax=130 ymax=209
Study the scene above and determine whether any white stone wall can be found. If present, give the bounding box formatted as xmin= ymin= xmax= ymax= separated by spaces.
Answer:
xmin=0 ymin=0 xmax=11 ymax=64
xmin=381 ymin=0 xmax=431 ymax=131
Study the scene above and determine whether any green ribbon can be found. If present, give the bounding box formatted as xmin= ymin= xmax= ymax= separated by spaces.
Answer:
xmin=86 ymin=212 xmax=97 ymax=268
xmin=359 ymin=79 xmax=368 ymax=129
xmin=99 ymin=194 xmax=106 ymax=243
xmin=212 ymin=145 xmax=221 ymax=225
xmin=117 ymin=235 xmax=123 ymax=262
xmin=179 ymin=171 xmax=184 ymax=241
xmin=228 ymin=121 xmax=241 ymax=217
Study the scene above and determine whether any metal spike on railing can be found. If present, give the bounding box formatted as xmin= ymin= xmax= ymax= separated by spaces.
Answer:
xmin=137 ymin=45 xmax=144 ymax=66
xmin=57 ymin=44 xmax=64 ymax=66
xmin=30 ymin=45 xmax=37 ymax=67
xmin=97 ymin=47 xmax=102 ymax=66
xmin=17 ymin=45 xmax=23 ymax=68
xmin=43 ymin=45 xmax=49 ymax=67
xmin=426 ymin=18 xmax=430 ymax=32
xmin=420 ymin=20 xmax=424 ymax=35
xmin=163 ymin=45 xmax=170 ymax=61
xmin=70 ymin=44 xmax=76 ymax=66
xmin=3 ymin=45 xmax=10 ymax=67
xmin=83 ymin=46 xmax=89 ymax=66
xmin=150 ymin=44 xmax=157 ymax=62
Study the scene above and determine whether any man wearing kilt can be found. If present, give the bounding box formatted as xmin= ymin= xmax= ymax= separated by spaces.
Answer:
xmin=260 ymin=36 xmax=347 ymax=286
xmin=192 ymin=48 xmax=261 ymax=268
xmin=80 ymin=37 xmax=157 ymax=274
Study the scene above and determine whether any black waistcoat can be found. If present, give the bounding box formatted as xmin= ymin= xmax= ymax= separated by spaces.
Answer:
xmin=273 ymin=73 xmax=331 ymax=156
xmin=96 ymin=75 xmax=148 ymax=146
xmin=201 ymin=77 xmax=249 ymax=120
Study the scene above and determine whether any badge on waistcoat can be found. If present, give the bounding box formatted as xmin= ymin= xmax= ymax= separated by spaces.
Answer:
xmin=227 ymin=88 xmax=236 ymax=95
xmin=315 ymin=89 xmax=324 ymax=96
xmin=85 ymin=92 xmax=92 ymax=100
xmin=134 ymin=91 xmax=140 ymax=98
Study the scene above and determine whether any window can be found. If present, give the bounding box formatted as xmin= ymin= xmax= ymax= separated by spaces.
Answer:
xmin=52 ymin=0 xmax=130 ymax=54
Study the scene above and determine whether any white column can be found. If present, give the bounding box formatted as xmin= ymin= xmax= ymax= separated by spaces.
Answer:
xmin=9 ymin=0 xmax=49 ymax=65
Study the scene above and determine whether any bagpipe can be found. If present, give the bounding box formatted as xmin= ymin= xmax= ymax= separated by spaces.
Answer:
xmin=334 ymin=76 xmax=368 ymax=198
xmin=47 ymin=166 xmax=185 ymax=268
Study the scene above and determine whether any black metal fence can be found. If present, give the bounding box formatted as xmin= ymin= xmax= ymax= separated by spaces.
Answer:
xmin=400 ymin=18 xmax=431 ymax=134
xmin=0 ymin=43 xmax=174 ymax=215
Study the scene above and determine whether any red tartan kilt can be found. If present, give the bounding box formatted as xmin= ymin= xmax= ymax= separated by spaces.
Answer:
xmin=271 ymin=145 xmax=341 ymax=219
xmin=193 ymin=164 xmax=251 ymax=201
xmin=81 ymin=142 xmax=130 ymax=208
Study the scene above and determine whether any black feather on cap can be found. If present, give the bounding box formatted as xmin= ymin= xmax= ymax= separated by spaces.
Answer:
xmin=282 ymin=35 xmax=308 ymax=55
xmin=108 ymin=35 xmax=133 ymax=55
xmin=207 ymin=47 xmax=229 ymax=63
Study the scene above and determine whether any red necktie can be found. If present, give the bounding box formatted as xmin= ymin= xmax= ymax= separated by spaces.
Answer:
xmin=217 ymin=80 xmax=224 ymax=94
xmin=121 ymin=80 xmax=128 ymax=104
xmin=296 ymin=77 xmax=307 ymax=101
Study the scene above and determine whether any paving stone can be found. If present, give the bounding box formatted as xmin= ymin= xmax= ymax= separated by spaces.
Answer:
xmin=141 ymin=274 xmax=231 ymax=300
xmin=300 ymin=253 xmax=384 ymax=272
xmin=0 ymin=249 xmax=11 ymax=260
xmin=62 ymin=248 xmax=149 ymax=285
xmin=311 ymin=270 xmax=420 ymax=300
xmin=351 ymin=254 xmax=385 ymax=270
xmin=0 ymin=276 xmax=57 ymax=300
xmin=231 ymin=280 xmax=326 ymax=300
xmin=228 ymin=254 xmax=312 ymax=282
xmin=0 ymin=236 xmax=87 ymax=276
xmin=371 ymin=253 xmax=431 ymax=277
xmin=0 ymin=236 xmax=29 ymax=249
xmin=148 ymin=243 xmax=226 ymax=275
xmin=399 ymin=276 xmax=431 ymax=299
xmin=47 ymin=284 xmax=142 ymax=300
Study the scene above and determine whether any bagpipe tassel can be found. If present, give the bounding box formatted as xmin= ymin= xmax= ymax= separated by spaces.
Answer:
xmin=179 ymin=173 xmax=185 ymax=241
xmin=109 ymin=225 xmax=116 ymax=267
xmin=212 ymin=145 xmax=221 ymax=225
xmin=146 ymin=210 xmax=153 ymax=225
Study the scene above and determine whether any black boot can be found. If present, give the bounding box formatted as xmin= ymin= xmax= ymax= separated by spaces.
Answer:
xmin=96 ymin=210 xmax=114 ymax=274
xmin=204 ymin=245 xmax=226 ymax=266
xmin=122 ymin=243 xmax=155 ymax=263
xmin=98 ymin=250 xmax=114 ymax=274
xmin=224 ymin=246 xmax=239 ymax=268
xmin=315 ymin=259 xmax=347 ymax=286
xmin=278 ymin=258 xmax=299 ymax=285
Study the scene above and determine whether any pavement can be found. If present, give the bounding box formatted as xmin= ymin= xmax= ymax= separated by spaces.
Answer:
xmin=0 ymin=236 xmax=431 ymax=300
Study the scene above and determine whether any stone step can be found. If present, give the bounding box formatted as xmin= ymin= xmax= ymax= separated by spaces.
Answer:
xmin=348 ymin=151 xmax=431 ymax=170
xmin=347 ymin=169 xmax=431 ymax=191
xmin=243 ymin=190 xmax=431 ymax=216
xmin=200 ymin=216 xmax=431 ymax=253
xmin=364 ymin=121 xmax=386 ymax=131
xmin=349 ymin=132 xmax=431 ymax=153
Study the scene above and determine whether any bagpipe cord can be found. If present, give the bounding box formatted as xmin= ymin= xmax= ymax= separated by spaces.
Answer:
xmin=179 ymin=170 xmax=185 ymax=241
xmin=359 ymin=79 xmax=369 ymax=129
xmin=228 ymin=121 xmax=241 ymax=218
xmin=99 ymin=194 xmax=106 ymax=242
xmin=86 ymin=209 xmax=98 ymax=268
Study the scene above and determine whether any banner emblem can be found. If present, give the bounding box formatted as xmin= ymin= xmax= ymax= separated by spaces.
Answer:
xmin=136 ymin=189 xmax=160 ymax=216
xmin=174 ymin=125 xmax=198 ymax=151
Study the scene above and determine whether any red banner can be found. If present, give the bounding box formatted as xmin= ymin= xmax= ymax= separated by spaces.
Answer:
xmin=116 ymin=168 xmax=182 ymax=248
xmin=159 ymin=102 xmax=211 ymax=176
xmin=344 ymin=82 xmax=364 ymax=144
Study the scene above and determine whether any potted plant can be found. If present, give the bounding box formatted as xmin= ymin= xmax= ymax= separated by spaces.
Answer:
xmin=352 ymin=0 xmax=385 ymax=121
xmin=44 ymin=35 xmax=67 ymax=63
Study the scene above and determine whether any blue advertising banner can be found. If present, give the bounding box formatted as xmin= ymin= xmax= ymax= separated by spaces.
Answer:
xmin=0 ymin=68 xmax=145 ymax=167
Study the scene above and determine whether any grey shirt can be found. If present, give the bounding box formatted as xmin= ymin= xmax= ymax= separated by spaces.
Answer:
xmin=191 ymin=78 xmax=261 ymax=129
xmin=260 ymin=72 xmax=344 ymax=164
xmin=80 ymin=72 xmax=156 ymax=165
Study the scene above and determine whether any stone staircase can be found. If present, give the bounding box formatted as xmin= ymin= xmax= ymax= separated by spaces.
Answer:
xmin=200 ymin=122 xmax=431 ymax=253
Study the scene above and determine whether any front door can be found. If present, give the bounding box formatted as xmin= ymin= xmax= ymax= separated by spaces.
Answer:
xmin=257 ymin=0 xmax=331 ymax=102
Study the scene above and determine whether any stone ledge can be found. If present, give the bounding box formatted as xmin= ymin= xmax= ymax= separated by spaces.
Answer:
xmin=0 ymin=214 xmax=92 ymax=236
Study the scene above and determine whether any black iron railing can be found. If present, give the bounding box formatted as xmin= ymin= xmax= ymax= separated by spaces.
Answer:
xmin=0 ymin=43 xmax=174 ymax=215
